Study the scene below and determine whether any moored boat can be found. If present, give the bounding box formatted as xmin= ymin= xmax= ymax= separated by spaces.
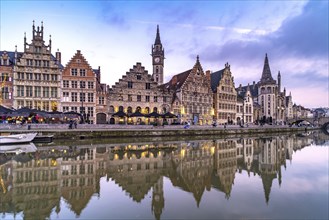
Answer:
xmin=0 ymin=142 xmax=37 ymax=154
xmin=0 ymin=133 xmax=37 ymax=145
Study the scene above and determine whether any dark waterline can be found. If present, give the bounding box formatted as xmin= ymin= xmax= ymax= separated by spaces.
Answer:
xmin=0 ymin=131 xmax=328 ymax=219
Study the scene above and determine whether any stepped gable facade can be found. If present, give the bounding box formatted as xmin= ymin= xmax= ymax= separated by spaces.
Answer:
xmin=14 ymin=21 xmax=63 ymax=111
xmin=211 ymin=63 xmax=237 ymax=124
xmin=164 ymin=56 xmax=213 ymax=125
xmin=62 ymin=50 xmax=99 ymax=124
xmin=108 ymin=62 xmax=171 ymax=125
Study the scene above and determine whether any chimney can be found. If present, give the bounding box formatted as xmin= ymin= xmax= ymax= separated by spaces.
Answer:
xmin=172 ymin=75 xmax=177 ymax=85
xmin=56 ymin=49 xmax=61 ymax=64
xmin=206 ymin=70 xmax=211 ymax=81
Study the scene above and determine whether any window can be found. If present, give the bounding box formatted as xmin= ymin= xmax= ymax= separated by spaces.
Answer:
xmin=163 ymin=96 xmax=167 ymax=103
xmin=137 ymin=74 xmax=141 ymax=80
xmin=43 ymin=60 xmax=49 ymax=67
xmin=71 ymin=68 xmax=78 ymax=76
xmin=128 ymin=81 xmax=133 ymax=89
xmin=87 ymin=107 xmax=94 ymax=117
xmin=26 ymin=73 xmax=33 ymax=80
xmin=71 ymin=81 xmax=77 ymax=88
xmin=27 ymin=59 xmax=33 ymax=66
xmin=34 ymin=73 xmax=41 ymax=80
xmin=137 ymin=95 xmax=141 ymax=102
xmin=63 ymin=106 xmax=69 ymax=112
xmin=63 ymin=92 xmax=70 ymax=102
xmin=146 ymin=96 xmax=150 ymax=102
xmin=34 ymin=86 xmax=41 ymax=97
xmin=99 ymin=97 xmax=104 ymax=105
xmin=80 ymin=81 xmax=85 ymax=89
xmin=1 ymin=87 xmax=9 ymax=99
xmin=43 ymin=74 xmax=49 ymax=81
xmin=71 ymin=92 xmax=77 ymax=102
xmin=80 ymin=93 xmax=85 ymax=102
xmin=51 ymin=74 xmax=58 ymax=81
xmin=88 ymin=93 xmax=93 ymax=102
xmin=88 ymin=81 xmax=94 ymax=89
xmin=18 ymin=72 xmax=24 ymax=80
xmin=128 ymin=94 xmax=132 ymax=101
xmin=63 ymin=80 xmax=69 ymax=88
xmin=146 ymin=83 xmax=151 ymax=90
xmin=71 ymin=106 xmax=77 ymax=112
xmin=154 ymin=96 xmax=157 ymax=102
xmin=51 ymin=87 xmax=57 ymax=98
xmin=17 ymin=86 xmax=24 ymax=96
xmin=80 ymin=69 xmax=86 ymax=76
xmin=43 ymin=87 xmax=49 ymax=98
xmin=26 ymin=101 xmax=33 ymax=109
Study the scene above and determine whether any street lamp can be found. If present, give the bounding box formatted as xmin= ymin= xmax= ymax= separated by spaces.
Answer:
xmin=81 ymin=82 xmax=85 ymax=124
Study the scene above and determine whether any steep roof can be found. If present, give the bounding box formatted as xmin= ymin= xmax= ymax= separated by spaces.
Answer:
xmin=165 ymin=69 xmax=191 ymax=91
xmin=154 ymin=25 xmax=162 ymax=45
xmin=0 ymin=50 xmax=63 ymax=68
xmin=0 ymin=51 xmax=23 ymax=65
xmin=210 ymin=69 xmax=224 ymax=92
xmin=237 ymin=83 xmax=259 ymax=98
xmin=260 ymin=54 xmax=276 ymax=84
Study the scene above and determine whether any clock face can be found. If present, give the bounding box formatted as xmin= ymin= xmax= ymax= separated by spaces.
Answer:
xmin=154 ymin=57 xmax=160 ymax=63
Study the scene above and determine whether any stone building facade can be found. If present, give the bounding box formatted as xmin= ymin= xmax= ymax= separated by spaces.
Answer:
xmin=61 ymin=50 xmax=99 ymax=124
xmin=0 ymin=51 xmax=15 ymax=107
xmin=108 ymin=62 xmax=172 ymax=125
xmin=13 ymin=21 xmax=62 ymax=111
xmin=163 ymin=56 xmax=213 ymax=125
xmin=211 ymin=63 xmax=237 ymax=124
xmin=94 ymin=67 xmax=108 ymax=124
xmin=236 ymin=85 xmax=253 ymax=125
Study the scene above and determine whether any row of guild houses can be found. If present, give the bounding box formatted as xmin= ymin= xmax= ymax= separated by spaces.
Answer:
xmin=0 ymin=21 xmax=306 ymax=125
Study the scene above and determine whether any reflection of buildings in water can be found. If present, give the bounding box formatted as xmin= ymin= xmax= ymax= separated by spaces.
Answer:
xmin=212 ymin=139 xmax=237 ymax=199
xmin=170 ymin=141 xmax=214 ymax=206
xmin=2 ymin=156 xmax=61 ymax=219
xmin=0 ymin=133 xmax=321 ymax=219
xmin=236 ymin=138 xmax=254 ymax=173
xmin=60 ymin=146 xmax=107 ymax=216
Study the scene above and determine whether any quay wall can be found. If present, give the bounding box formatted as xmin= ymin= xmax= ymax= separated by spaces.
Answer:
xmin=0 ymin=124 xmax=318 ymax=141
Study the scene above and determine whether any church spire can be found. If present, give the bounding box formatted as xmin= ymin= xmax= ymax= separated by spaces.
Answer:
xmin=154 ymin=25 xmax=161 ymax=45
xmin=260 ymin=53 xmax=274 ymax=83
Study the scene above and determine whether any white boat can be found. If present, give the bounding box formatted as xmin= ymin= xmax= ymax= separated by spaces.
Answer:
xmin=0 ymin=142 xmax=37 ymax=154
xmin=0 ymin=133 xmax=37 ymax=145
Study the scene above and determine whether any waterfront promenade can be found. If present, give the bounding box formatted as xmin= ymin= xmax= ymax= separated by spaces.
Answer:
xmin=0 ymin=123 xmax=318 ymax=141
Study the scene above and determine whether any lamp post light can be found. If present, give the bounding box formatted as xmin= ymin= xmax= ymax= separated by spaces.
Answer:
xmin=81 ymin=83 xmax=85 ymax=124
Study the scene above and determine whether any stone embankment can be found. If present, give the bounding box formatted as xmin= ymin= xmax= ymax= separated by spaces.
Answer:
xmin=0 ymin=123 xmax=318 ymax=141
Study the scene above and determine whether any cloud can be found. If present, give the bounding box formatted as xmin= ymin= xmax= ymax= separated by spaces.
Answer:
xmin=99 ymin=2 xmax=130 ymax=29
xmin=194 ymin=1 xmax=328 ymax=107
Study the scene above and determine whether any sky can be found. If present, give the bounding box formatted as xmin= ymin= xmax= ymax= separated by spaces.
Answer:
xmin=0 ymin=0 xmax=328 ymax=108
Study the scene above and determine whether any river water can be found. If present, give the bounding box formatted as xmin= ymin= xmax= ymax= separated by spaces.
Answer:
xmin=0 ymin=131 xmax=328 ymax=220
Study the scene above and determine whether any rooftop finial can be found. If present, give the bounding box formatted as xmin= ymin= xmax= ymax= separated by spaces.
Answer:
xmin=197 ymin=55 xmax=199 ymax=62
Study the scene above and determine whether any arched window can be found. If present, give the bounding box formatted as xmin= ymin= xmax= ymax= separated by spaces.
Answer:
xmin=136 ymin=106 xmax=141 ymax=113
xmin=156 ymin=66 xmax=159 ymax=74
xmin=162 ymin=107 xmax=167 ymax=113
xmin=127 ymin=106 xmax=132 ymax=114
xmin=153 ymin=107 xmax=158 ymax=113
xmin=145 ymin=107 xmax=150 ymax=114
xmin=109 ymin=105 xmax=114 ymax=113
xmin=119 ymin=106 xmax=124 ymax=112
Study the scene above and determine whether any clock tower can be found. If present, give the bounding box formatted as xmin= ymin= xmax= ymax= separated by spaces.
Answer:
xmin=151 ymin=25 xmax=164 ymax=85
